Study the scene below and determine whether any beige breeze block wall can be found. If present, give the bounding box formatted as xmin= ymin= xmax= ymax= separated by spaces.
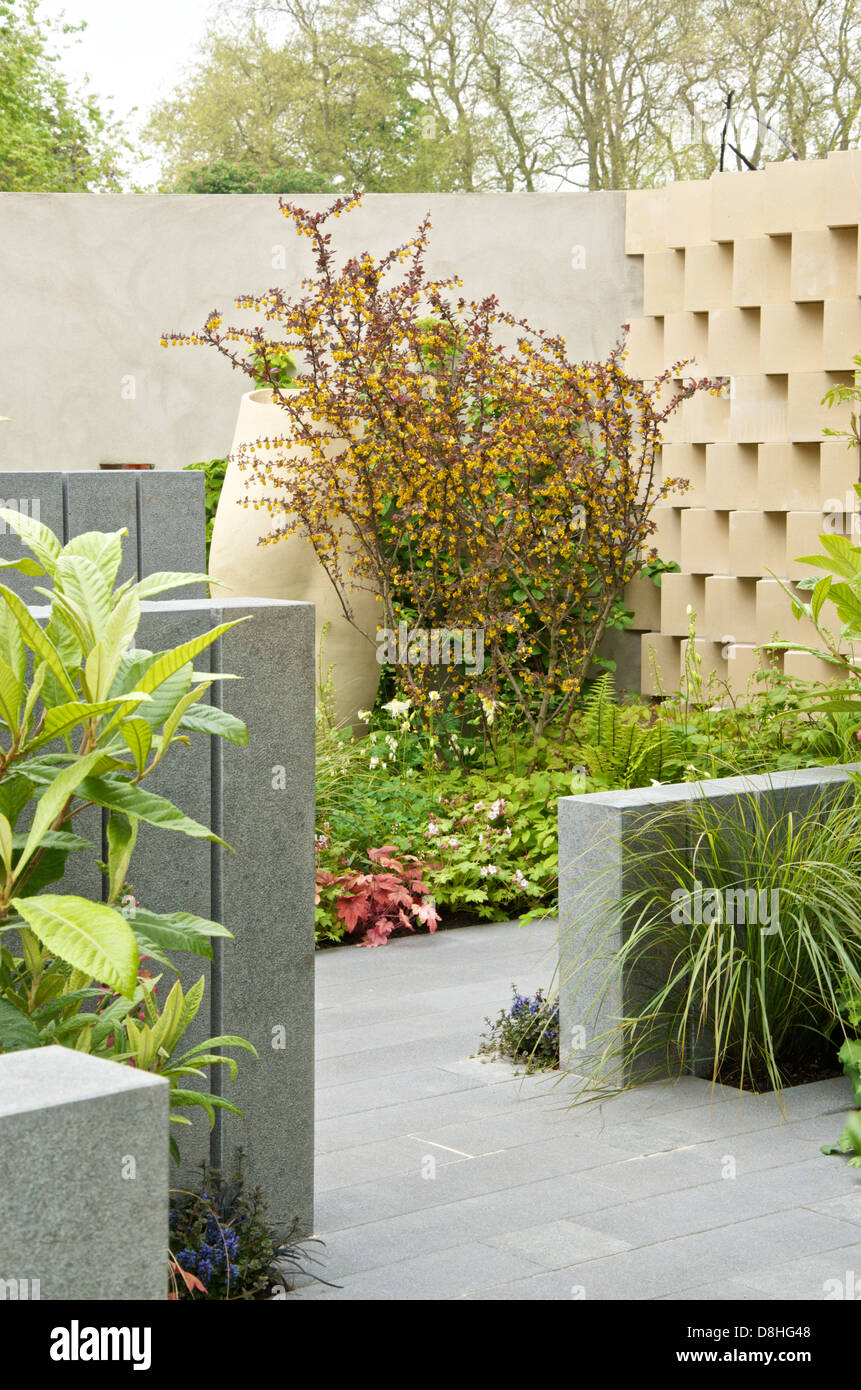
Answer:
xmin=622 ymin=152 xmax=861 ymax=699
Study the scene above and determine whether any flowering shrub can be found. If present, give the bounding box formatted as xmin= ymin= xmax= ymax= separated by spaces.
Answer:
xmin=478 ymin=987 xmax=560 ymax=1072
xmin=165 ymin=192 xmax=723 ymax=749
xmin=315 ymin=843 xmax=440 ymax=947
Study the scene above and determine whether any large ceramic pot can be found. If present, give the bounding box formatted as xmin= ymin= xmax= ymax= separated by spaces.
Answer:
xmin=208 ymin=389 xmax=381 ymax=728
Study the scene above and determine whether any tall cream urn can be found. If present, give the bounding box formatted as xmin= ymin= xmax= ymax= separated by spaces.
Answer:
xmin=208 ymin=389 xmax=381 ymax=728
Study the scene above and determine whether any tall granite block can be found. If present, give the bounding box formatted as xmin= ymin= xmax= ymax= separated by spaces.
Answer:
xmin=558 ymin=764 xmax=861 ymax=1084
xmin=137 ymin=471 xmax=206 ymax=595
xmin=0 ymin=1048 xmax=168 ymax=1300
xmin=215 ymin=599 xmax=316 ymax=1235
xmin=136 ymin=598 xmax=316 ymax=1235
xmin=66 ymin=471 xmax=139 ymax=586
xmin=132 ymin=606 xmax=217 ymax=1185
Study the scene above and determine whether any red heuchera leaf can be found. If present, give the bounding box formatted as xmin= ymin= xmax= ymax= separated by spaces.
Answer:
xmin=335 ymin=896 xmax=369 ymax=933
xmin=364 ymin=919 xmax=396 ymax=947
xmin=319 ymin=847 xmax=439 ymax=946
xmin=412 ymin=899 xmax=440 ymax=930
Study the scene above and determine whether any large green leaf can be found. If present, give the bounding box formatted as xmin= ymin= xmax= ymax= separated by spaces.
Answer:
xmin=107 ymin=652 xmax=193 ymax=732
xmin=0 ymin=508 xmax=61 ymax=573
xmin=0 ymin=774 xmax=34 ymax=829
xmin=0 ymin=585 xmax=76 ymax=698
xmin=133 ymin=620 xmax=249 ymax=697
xmin=0 ymin=998 xmax=40 ymax=1053
xmin=132 ymin=571 xmax=212 ymax=600
xmin=179 ymin=704 xmax=249 ymax=745
xmin=10 ymin=894 xmax=139 ymax=998
xmin=0 ymin=557 xmax=43 ymax=575
xmin=62 ymin=529 xmax=126 ymax=590
xmin=25 ymin=693 xmax=152 ymax=752
xmin=97 ymin=590 xmax=142 ymax=694
xmin=130 ymin=906 xmax=233 ymax=960
xmin=52 ymin=554 xmax=113 ymax=645
xmin=119 ymin=717 xmax=153 ymax=774
xmin=78 ymin=775 xmax=228 ymax=844
xmin=106 ymin=811 xmax=137 ymax=903
xmin=15 ymin=750 xmax=107 ymax=877
xmin=0 ymin=658 xmax=21 ymax=735
xmin=11 ymin=829 xmax=94 ymax=852
xmin=794 ymin=534 xmax=861 ymax=579
xmin=0 ymin=600 xmax=26 ymax=685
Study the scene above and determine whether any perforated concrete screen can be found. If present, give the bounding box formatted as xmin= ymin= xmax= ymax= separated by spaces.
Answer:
xmin=623 ymin=152 xmax=861 ymax=697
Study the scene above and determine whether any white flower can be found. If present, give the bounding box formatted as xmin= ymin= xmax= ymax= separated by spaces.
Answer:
xmin=428 ymin=690 xmax=440 ymax=703
xmin=385 ymin=734 xmax=398 ymax=755
xmin=479 ymin=695 xmax=497 ymax=726
xmin=487 ymin=798 xmax=507 ymax=820
xmin=357 ymin=709 xmax=372 ymax=721
xmin=512 ymin=868 xmax=528 ymax=889
xmin=479 ymin=864 xmax=499 ymax=877
xmin=382 ymin=698 xmax=412 ymax=718
xmin=369 ymin=756 xmax=381 ymax=769
xmin=427 ymin=820 xmax=440 ymax=836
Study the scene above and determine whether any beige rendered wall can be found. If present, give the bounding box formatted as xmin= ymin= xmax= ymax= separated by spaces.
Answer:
xmin=623 ymin=152 xmax=861 ymax=697
xmin=0 ymin=190 xmax=638 ymax=473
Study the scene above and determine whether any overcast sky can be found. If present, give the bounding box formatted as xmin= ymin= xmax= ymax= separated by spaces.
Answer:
xmin=38 ymin=0 xmax=223 ymax=185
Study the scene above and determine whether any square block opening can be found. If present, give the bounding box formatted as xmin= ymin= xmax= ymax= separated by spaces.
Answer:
xmin=732 ymin=235 xmax=792 ymax=307
xmin=758 ymin=443 xmax=821 ymax=511
xmin=680 ymin=507 xmax=730 ymax=574
xmin=705 ymin=443 xmax=759 ymax=510
xmin=760 ymin=302 xmax=824 ymax=374
xmin=660 ymin=443 xmax=707 ymax=506
xmin=660 ymin=571 xmax=707 ymax=635
xmin=683 ymin=242 xmax=733 ymax=311
xmin=664 ymin=310 xmax=709 ymax=372
xmin=707 ymin=306 xmax=760 ymax=376
xmin=729 ymin=374 xmax=788 ymax=443
xmin=704 ymin=576 xmax=758 ymax=643
xmin=643 ymin=249 xmax=685 ymax=316
xmin=791 ymin=227 xmax=858 ymax=301
xmin=728 ymin=510 xmax=786 ymax=577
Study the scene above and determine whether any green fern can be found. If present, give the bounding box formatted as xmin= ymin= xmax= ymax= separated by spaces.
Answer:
xmin=575 ymin=673 xmax=682 ymax=789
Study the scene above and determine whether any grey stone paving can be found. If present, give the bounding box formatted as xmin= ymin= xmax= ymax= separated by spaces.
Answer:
xmin=292 ymin=918 xmax=861 ymax=1301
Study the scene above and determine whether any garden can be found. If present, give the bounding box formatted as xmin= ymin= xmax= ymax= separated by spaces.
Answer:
xmin=1 ymin=182 xmax=861 ymax=1304
xmin=176 ymin=193 xmax=861 ymax=1222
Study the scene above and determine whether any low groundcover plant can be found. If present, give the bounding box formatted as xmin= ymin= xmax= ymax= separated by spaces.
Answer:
xmin=479 ymin=986 xmax=559 ymax=1072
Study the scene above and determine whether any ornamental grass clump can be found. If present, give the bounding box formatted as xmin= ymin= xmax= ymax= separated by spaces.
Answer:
xmin=564 ymin=785 xmax=861 ymax=1098
xmin=164 ymin=192 xmax=723 ymax=752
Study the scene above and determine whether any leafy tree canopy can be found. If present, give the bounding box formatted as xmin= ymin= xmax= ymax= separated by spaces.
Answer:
xmin=0 ymin=0 xmax=128 ymax=191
